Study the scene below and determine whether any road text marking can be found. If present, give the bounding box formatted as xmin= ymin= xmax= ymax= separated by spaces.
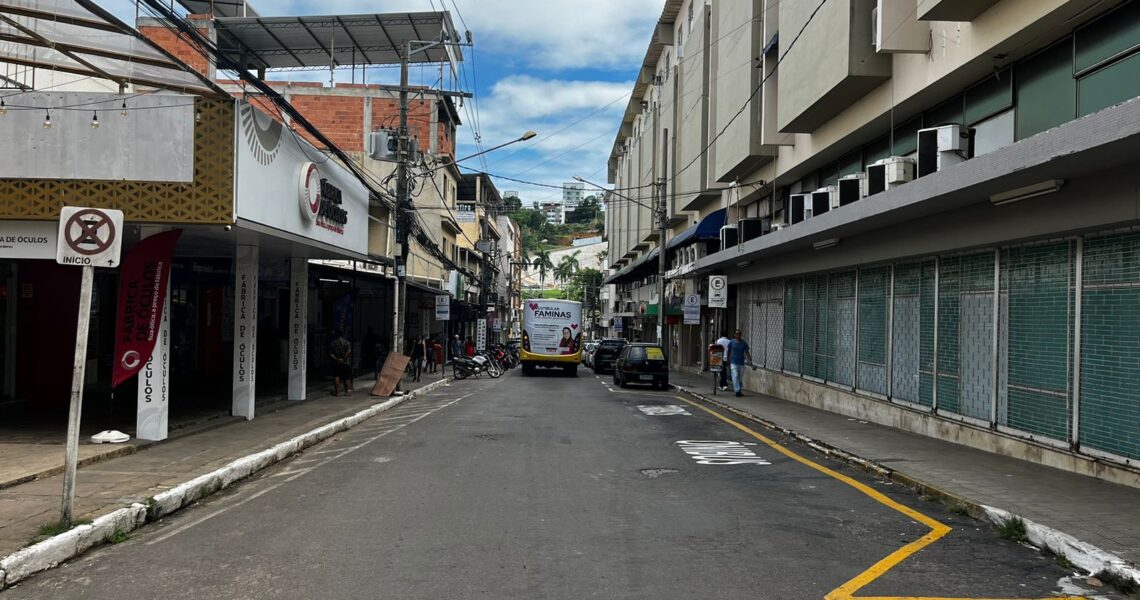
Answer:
xmin=639 ymin=405 xmax=690 ymax=416
xmin=675 ymin=440 xmax=770 ymax=465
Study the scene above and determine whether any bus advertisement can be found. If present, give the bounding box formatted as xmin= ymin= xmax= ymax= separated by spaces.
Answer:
xmin=520 ymin=299 xmax=582 ymax=376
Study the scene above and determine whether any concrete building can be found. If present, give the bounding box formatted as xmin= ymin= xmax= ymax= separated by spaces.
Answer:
xmin=540 ymin=202 xmax=565 ymax=225
xmin=562 ymin=181 xmax=586 ymax=211
xmin=604 ymin=0 xmax=1140 ymax=485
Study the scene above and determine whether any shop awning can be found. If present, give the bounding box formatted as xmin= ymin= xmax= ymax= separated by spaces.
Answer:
xmin=603 ymin=247 xmax=659 ymax=285
xmin=667 ymin=208 xmax=726 ymax=250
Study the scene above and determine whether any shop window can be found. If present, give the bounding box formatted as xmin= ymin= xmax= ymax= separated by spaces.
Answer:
xmin=1074 ymin=0 xmax=1140 ymax=75
xmin=924 ymin=94 xmax=964 ymax=128
xmin=1015 ymin=38 xmax=1076 ymax=140
xmin=892 ymin=116 xmax=922 ymax=156
xmin=972 ymin=109 xmax=1015 ymax=156
xmin=964 ymin=67 xmax=1013 ymax=124
xmin=863 ymin=135 xmax=890 ymax=167
xmin=1078 ymin=52 xmax=1140 ymax=116
xmin=838 ymin=149 xmax=862 ymax=178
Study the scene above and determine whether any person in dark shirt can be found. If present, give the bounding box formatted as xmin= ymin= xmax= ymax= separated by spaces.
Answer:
xmin=329 ymin=330 xmax=352 ymax=396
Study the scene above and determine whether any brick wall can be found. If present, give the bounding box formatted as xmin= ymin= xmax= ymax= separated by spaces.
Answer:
xmin=137 ymin=15 xmax=213 ymax=79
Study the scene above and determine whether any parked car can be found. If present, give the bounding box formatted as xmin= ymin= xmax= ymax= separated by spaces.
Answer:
xmin=613 ymin=343 xmax=669 ymax=389
xmin=582 ymin=342 xmax=598 ymax=367
xmin=591 ymin=338 xmax=628 ymax=373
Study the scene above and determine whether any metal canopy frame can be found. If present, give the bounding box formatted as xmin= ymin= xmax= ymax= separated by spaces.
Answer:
xmin=0 ymin=0 xmax=220 ymax=94
xmin=210 ymin=12 xmax=461 ymax=72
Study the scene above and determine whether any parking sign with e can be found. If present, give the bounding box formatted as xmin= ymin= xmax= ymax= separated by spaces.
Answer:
xmin=56 ymin=207 xmax=124 ymax=268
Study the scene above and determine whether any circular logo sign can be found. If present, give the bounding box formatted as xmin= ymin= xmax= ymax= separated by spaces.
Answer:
xmin=298 ymin=162 xmax=321 ymax=223
xmin=121 ymin=350 xmax=142 ymax=370
xmin=710 ymin=276 xmax=726 ymax=291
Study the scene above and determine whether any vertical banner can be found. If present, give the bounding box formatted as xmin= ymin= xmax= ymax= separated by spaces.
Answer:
xmin=476 ymin=318 xmax=487 ymax=351
xmin=232 ymin=245 xmax=258 ymax=419
xmin=136 ymin=286 xmax=170 ymax=441
xmin=288 ymin=259 xmax=308 ymax=401
xmin=111 ymin=229 xmax=181 ymax=387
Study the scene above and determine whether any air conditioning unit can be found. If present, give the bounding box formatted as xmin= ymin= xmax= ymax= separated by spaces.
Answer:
xmin=838 ymin=173 xmax=868 ymax=206
xmin=917 ymin=125 xmax=975 ymax=177
xmin=738 ymin=218 xmax=766 ymax=243
xmin=811 ymin=186 xmax=837 ymax=216
xmin=367 ymin=130 xmax=398 ymax=161
xmin=867 ymin=157 xmax=916 ymax=195
xmin=720 ymin=225 xmax=738 ymax=251
xmin=789 ymin=193 xmax=810 ymax=224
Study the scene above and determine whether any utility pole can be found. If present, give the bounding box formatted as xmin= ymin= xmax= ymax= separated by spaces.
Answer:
xmin=393 ymin=41 xmax=411 ymax=356
xmin=655 ymin=177 xmax=668 ymax=352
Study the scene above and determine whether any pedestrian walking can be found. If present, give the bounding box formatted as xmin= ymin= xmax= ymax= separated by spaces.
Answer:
xmin=409 ymin=335 xmax=425 ymax=382
xmin=431 ymin=337 xmax=444 ymax=373
xmin=329 ymin=329 xmax=353 ymax=396
xmin=715 ymin=330 xmax=732 ymax=391
xmin=425 ymin=335 xmax=437 ymax=374
xmin=726 ymin=329 xmax=754 ymax=397
xmin=450 ymin=334 xmax=463 ymax=363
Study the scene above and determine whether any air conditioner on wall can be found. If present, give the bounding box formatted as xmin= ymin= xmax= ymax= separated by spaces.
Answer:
xmin=917 ymin=124 xmax=975 ymax=177
xmin=790 ymin=193 xmax=810 ymax=223
xmin=838 ymin=173 xmax=868 ymax=206
xmin=738 ymin=218 xmax=766 ymax=243
xmin=867 ymin=157 xmax=916 ymax=195
xmin=720 ymin=225 xmax=738 ymax=251
xmin=811 ymin=186 xmax=837 ymax=216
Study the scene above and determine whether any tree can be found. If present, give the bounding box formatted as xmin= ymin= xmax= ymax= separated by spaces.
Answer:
xmin=531 ymin=250 xmax=554 ymax=289
xmin=555 ymin=251 xmax=581 ymax=292
xmin=597 ymin=249 xmax=608 ymax=264
xmin=565 ymin=196 xmax=601 ymax=225
xmin=504 ymin=194 xmax=522 ymax=211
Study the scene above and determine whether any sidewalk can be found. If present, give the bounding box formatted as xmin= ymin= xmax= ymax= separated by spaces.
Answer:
xmin=0 ymin=373 xmax=446 ymax=558
xmin=669 ymin=369 xmax=1140 ymax=566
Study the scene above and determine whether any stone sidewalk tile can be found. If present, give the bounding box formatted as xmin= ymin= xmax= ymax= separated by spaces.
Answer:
xmin=668 ymin=369 xmax=1140 ymax=565
xmin=0 ymin=374 xmax=446 ymax=557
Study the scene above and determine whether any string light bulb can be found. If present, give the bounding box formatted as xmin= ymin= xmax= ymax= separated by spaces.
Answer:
xmin=0 ymin=98 xmax=7 ymax=116
xmin=91 ymin=111 xmax=100 ymax=129
xmin=43 ymin=110 xmax=52 ymax=129
xmin=120 ymin=99 xmax=127 ymax=117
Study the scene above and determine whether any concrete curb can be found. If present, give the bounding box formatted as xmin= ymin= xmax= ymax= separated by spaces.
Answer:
xmin=673 ymin=383 xmax=1140 ymax=589
xmin=0 ymin=379 xmax=450 ymax=590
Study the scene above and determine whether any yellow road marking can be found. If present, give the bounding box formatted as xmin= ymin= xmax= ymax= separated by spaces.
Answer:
xmin=673 ymin=395 xmax=1085 ymax=600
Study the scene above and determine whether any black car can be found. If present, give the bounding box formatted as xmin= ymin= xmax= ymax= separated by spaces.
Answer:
xmin=613 ymin=343 xmax=669 ymax=389
xmin=591 ymin=338 xmax=628 ymax=373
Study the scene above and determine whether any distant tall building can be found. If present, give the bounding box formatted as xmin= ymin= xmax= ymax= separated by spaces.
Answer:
xmin=562 ymin=182 xmax=585 ymax=210
xmin=540 ymin=202 xmax=564 ymax=225
xmin=504 ymin=190 xmax=519 ymax=200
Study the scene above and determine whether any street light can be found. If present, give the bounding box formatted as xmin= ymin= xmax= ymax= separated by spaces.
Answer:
xmin=429 ymin=131 xmax=538 ymax=173
xmin=574 ymin=175 xmax=668 ymax=350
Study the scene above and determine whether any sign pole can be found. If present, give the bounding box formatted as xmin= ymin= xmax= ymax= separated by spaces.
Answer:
xmin=61 ymin=265 xmax=94 ymax=525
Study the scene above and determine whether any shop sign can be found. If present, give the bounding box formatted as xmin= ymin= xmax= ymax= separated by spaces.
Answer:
xmin=708 ymin=275 xmax=728 ymax=308
xmin=683 ymin=293 xmax=701 ymax=325
xmin=477 ymin=318 xmax=487 ymax=351
xmin=0 ymin=221 xmax=56 ymax=259
xmin=235 ymin=101 xmax=367 ymax=255
xmin=456 ymin=202 xmax=476 ymax=223
xmin=435 ymin=295 xmax=451 ymax=321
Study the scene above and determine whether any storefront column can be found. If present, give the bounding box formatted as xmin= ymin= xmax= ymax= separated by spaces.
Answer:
xmin=232 ymin=245 xmax=258 ymax=419
xmin=288 ymin=258 xmax=308 ymax=401
xmin=136 ymin=284 xmax=170 ymax=440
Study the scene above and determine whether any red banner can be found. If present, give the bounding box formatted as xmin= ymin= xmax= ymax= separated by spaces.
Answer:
xmin=111 ymin=230 xmax=181 ymax=388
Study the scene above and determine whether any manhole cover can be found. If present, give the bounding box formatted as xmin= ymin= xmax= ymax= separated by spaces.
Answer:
xmin=640 ymin=468 xmax=680 ymax=478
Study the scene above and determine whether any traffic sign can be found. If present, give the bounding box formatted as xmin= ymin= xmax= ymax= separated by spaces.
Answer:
xmin=709 ymin=275 xmax=728 ymax=308
xmin=57 ymin=206 xmax=124 ymax=268
xmin=683 ymin=293 xmax=701 ymax=325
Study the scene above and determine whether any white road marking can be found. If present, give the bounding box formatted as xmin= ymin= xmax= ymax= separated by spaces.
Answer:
xmin=145 ymin=390 xmax=478 ymax=545
xmin=638 ymin=405 xmax=691 ymax=416
xmin=674 ymin=440 xmax=771 ymax=466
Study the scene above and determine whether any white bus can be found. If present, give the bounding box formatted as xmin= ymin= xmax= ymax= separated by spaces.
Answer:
xmin=520 ymin=299 xmax=582 ymax=376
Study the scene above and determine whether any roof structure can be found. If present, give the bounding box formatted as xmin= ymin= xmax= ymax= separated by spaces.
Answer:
xmin=0 ymin=0 xmax=217 ymax=93
xmin=208 ymin=12 xmax=461 ymax=72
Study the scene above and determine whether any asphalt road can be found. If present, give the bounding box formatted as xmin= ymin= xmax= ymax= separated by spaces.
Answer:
xmin=2 ymin=368 xmax=1114 ymax=599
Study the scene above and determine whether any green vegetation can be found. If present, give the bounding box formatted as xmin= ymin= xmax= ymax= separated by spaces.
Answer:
xmin=108 ymin=529 xmax=131 ymax=544
xmin=28 ymin=518 xmax=93 ymax=547
xmin=508 ymin=194 xmax=605 ymax=257
xmin=997 ymin=516 xmax=1028 ymax=543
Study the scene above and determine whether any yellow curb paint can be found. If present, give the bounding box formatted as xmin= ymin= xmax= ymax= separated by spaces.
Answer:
xmin=673 ymin=396 xmax=1085 ymax=600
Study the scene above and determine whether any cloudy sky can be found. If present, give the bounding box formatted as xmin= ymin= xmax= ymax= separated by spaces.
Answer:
xmin=108 ymin=0 xmax=664 ymax=205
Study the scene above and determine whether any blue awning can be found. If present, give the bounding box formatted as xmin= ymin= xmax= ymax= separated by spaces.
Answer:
xmin=604 ymin=247 xmax=660 ymax=285
xmin=668 ymin=208 xmax=726 ymax=250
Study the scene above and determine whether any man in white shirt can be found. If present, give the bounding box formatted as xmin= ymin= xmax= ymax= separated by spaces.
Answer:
xmin=714 ymin=331 xmax=732 ymax=391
